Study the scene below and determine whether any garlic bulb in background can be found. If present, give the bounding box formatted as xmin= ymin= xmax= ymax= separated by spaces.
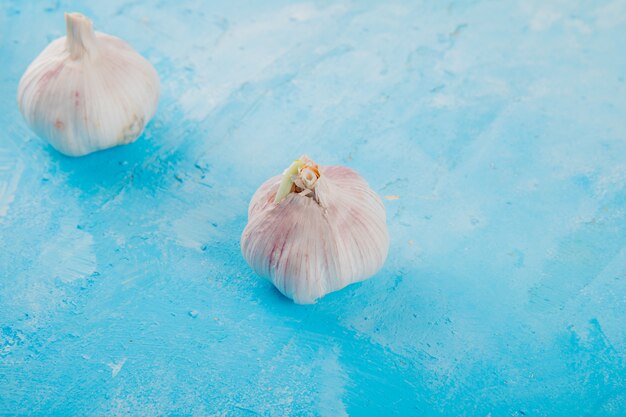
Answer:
xmin=241 ymin=156 xmax=389 ymax=304
xmin=17 ymin=13 xmax=160 ymax=157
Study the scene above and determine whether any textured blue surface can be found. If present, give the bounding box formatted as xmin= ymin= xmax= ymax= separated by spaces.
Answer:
xmin=1 ymin=0 xmax=626 ymax=415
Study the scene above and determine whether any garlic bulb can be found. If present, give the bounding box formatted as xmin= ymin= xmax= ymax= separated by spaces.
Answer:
xmin=17 ymin=13 xmax=160 ymax=156
xmin=241 ymin=156 xmax=389 ymax=304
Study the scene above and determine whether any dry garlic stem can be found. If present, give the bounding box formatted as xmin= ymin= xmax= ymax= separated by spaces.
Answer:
xmin=17 ymin=13 xmax=160 ymax=156
xmin=242 ymin=156 xmax=389 ymax=304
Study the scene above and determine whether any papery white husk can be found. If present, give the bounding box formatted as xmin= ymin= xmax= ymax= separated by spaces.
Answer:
xmin=241 ymin=164 xmax=389 ymax=304
xmin=17 ymin=13 xmax=160 ymax=156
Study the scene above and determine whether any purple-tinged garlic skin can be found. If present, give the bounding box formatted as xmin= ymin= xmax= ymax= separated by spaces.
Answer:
xmin=241 ymin=159 xmax=389 ymax=304
xmin=17 ymin=13 xmax=160 ymax=157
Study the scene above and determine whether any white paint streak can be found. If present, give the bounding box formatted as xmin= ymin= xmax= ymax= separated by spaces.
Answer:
xmin=316 ymin=348 xmax=349 ymax=417
xmin=529 ymin=8 xmax=561 ymax=31
xmin=40 ymin=218 xmax=97 ymax=282
xmin=108 ymin=357 xmax=127 ymax=378
xmin=0 ymin=149 xmax=24 ymax=219
xmin=178 ymin=3 xmax=347 ymax=120
xmin=594 ymin=0 xmax=626 ymax=29
xmin=161 ymin=198 xmax=240 ymax=250
xmin=431 ymin=93 xmax=463 ymax=108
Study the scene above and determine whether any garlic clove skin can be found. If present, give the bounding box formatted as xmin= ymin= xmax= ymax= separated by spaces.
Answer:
xmin=241 ymin=157 xmax=389 ymax=304
xmin=17 ymin=13 xmax=160 ymax=157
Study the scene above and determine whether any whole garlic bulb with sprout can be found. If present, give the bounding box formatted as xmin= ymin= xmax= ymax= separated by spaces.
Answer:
xmin=17 ymin=13 xmax=160 ymax=156
xmin=241 ymin=156 xmax=389 ymax=304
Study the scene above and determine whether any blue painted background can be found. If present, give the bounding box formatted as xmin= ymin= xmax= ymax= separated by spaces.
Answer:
xmin=1 ymin=0 xmax=626 ymax=415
